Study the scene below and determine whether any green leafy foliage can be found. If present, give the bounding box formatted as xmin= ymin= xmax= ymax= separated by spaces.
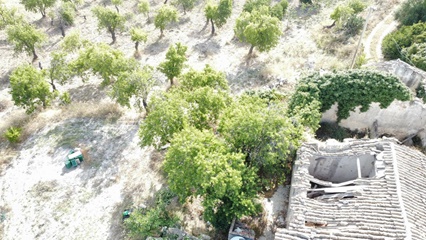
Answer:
xmin=402 ymin=42 xmax=426 ymax=71
xmin=204 ymin=0 xmax=232 ymax=35
xmin=60 ymin=30 xmax=89 ymax=52
xmin=3 ymin=127 xmax=22 ymax=144
xmin=110 ymin=66 xmax=157 ymax=111
xmin=140 ymin=67 xmax=230 ymax=148
xmin=176 ymin=0 xmax=197 ymax=13
xmin=0 ymin=3 xmax=24 ymax=29
xmin=59 ymin=1 xmax=76 ymax=26
xmin=164 ymin=127 xmax=260 ymax=229
xmin=137 ymin=0 xmax=150 ymax=19
xmin=243 ymin=0 xmax=271 ymax=13
xmin=270 ymin=0 xmax=288 ymax=20
xmin=92 ymin=6 xmax=125 ymax=43
xmin=288 ymin=70 xmax=412 ymax=127
xmin=158 ymin=42 xmax=187 ymax=85
xmin=382 ymin=22 xmax=426 ymax=60
xmin=154 ymin=5 xmax=178 ymax=36
xmin=6 ymin=21 xmax=47 ymax=60
xmin=416 ymin=83 xmax=426 ymax=103
xmin=330 ymin=0 xmax=366 ymax=33
xmin=219 ymin=94 xmax=303 ymax=184
xmin=9 ymin=64 xmax=53 ymax=113
xmin=395 ymin=0 xmax=426 ymax=26
xmin=47 ymin=51 xmax=73 ymax=90
xmin=20 ymin=0 xmax=56 ymax=18
xmin=124 ymin=189 xmax=179 ymax=239
xmin=130 ymin=27 xmax=147 ymax=51
xmin=71 ymin=43 xmax=136 ymax=86
xmin=235 ymin=6 xmax=281 ymax=55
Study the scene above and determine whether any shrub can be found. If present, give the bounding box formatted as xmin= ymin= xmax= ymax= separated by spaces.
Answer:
xmin=402 ymin=42 xmax=426 ymax=71
xmin=243 ymin=0 xmax=271 ymax=13
xmin=4 ymin=127 xmax=22 ymax=144
xmin=382 ymin=22 xmax=426 ymax=60
xmin=344 ymin=14 xmax=364 ymax=36
xmin=395 ymin=0 xmax=426 ymax=26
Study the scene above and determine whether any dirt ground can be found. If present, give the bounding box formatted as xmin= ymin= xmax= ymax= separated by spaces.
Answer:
xmin=0 ymin=0 xmax=398 ymax=239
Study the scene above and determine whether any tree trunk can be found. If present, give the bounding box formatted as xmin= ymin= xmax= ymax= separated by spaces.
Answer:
xmin=248 ymin=45 xmax=255 ymax=56
xmin=170 ymin=77 xmax=174 ymax=86
xmin=60 ymin=24 xmax=65 ymax=37
xmin=49 ymin=79 xmax=57 ymax=92
xmin=110 ymin=29 xmax=116 ymax=44
xmin=324 ymin=20 xmax=336 ymax=29
xmin=164 ymin=0 xmax=168 ymax=3
xmin=210 ymin=18 xmax=215 ymax=35
xmin=135 ymin=41 xmax=139 ymax=51
xmin=142 ymin=98 xmax=149 ymax=114
xmin=160 ymin=28 xmax=164 ymax=37
xmin=50 ymin=18 xmax=54 ymax=26
xmin=115 ymin=5 xmax=119 ymax=13
xmin=32 ymin=48 xmax=38 ymax=62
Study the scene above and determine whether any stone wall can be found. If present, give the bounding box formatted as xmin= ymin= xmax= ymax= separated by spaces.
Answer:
xmin=321 ymin=60 xmax=426 ymax=146
xmin=367 ymin=59 xmax=426 ymax=91
xmin=321 ymin=100 xmax=426 ymax=146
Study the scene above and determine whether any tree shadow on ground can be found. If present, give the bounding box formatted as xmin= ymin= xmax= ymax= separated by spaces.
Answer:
xmin=192 ymin=38 xmax=221 ymax=59
xmin=144 ymin=38 xmax=170 ymax=56
xmin=68 ymin=83 xmax=107 ymax=102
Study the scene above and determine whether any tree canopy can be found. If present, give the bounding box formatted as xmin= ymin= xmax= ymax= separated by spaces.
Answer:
xmin=20 ymin=0 xmax=56 ymax=18
xmin=204 ymin=0 xmax=232 ymax=35
xmin=130 ymin=27 xmax=148 ymax=51
xmin=154 ymin=5 xmax=179 ymax=36
xmin=9 ymin=64 xmax=53 ymax=113
xmin=6 ymin=21 xmax=47 ymax=61
xmin=92 ymin=6 xmax=126 ymax=44
xmin=158 ymin=42 xmax=187 ymax=85
xmin=234 ymin=6 xmax=281 ymax=55
xmin=395 ymin=0 xmax=426 ymax=26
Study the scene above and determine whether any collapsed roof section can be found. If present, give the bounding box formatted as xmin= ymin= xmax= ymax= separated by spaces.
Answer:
xmin=276 ymin=138 xmax=426 ymax=240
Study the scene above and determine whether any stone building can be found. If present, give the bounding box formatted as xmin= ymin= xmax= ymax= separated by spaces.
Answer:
xmin=275 ymin=138 xmax=426 ymax=239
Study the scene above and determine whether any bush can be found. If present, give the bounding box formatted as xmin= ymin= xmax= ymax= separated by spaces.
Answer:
xmin=402 ymin=42 xmax=426 ymax=71
xmin=416 ymin=83 xmax=426 ymax=102
xmin=243 ymin=0 xmax=271 ymax=13
xmin=4 ymin=127 xmax=22 ymax=144
xmin=124 ymin=188 xmax=179 ymax=239
xmin=344 ymin=14 xmax=364 ymax=36
xmin=270 ymin=0 xmax=288 ymax=20
xmin=382 ymin=22 xmax=426 ymax=60
xmin=395 ymin=0 xmax=426 ymax=26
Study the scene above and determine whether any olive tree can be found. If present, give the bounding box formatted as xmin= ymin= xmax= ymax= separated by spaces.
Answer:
xmin=0 ymin=3 xmax=23 ymax=29
xmin=110 ymin=66 xmax=157 ymax=112
xmin=234 ymin=6 xmax=281 ymax=55
xmin=204 ymin=0 xmax=232 ymax=35
xmin=46 ymin=51 xmax=73 ymax=91
xmin=158 ymin=42 xmax=187 ymax=85
xmin=54 ymin=1 xmax=76 ymax=36
xmin=9 ymin=64 xmax=53 ymax=113
xmin=176 ymin=0 xmax=196 ymax=14
xmin=130 ymin=27 xmax=148 ymax=51
xmin=92 ymin=6 xmax=126 ymax=44
xmin=20 ymin=0 xmax=56 ymax=18
xmin=138 ymin=0 xmax=150 ymax=20
xmin=71 ymin=43 xmax=137 ymax=86
xmin=6 ymin=22 xmax=47 ymax=61
xmin=154 ymin=5 xmax=178 ymax=36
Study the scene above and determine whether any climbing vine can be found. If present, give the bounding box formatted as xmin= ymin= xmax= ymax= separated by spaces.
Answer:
xmin=288 ymin=70 xmax=412 ymax=127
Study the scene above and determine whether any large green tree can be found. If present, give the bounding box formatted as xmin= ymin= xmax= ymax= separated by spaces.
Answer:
xmin=154 ymin=5 xmax=178 ymax=36
xmin=71 ymin=43 xmax=137 ymax=86
xmin=219 ymin=94 xmax=303 ymax=182
xmin=204 ymin=0 xmax=232 ymax=35
xmin=20 ymin=0 xmax=56 ymax=18
xmin=158 ymin=42 xmax=187 ymax=85
xmin=9 ymin=64 xmax=53 ymax=113
xmin=110 ymin=66 xmax=157 ymax=112
xmin=92 ymin=6 xmax=126 ymax=44
xmin=6 ymin=22 xmax=47 ymax=61
xmin=164 ymin=127 xmax=260 ymax=229
xmin=234 ymin=6 xmax=281 ymax=56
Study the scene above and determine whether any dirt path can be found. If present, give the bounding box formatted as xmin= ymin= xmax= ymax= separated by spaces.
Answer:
xmin=364 ymin=10 xmax=398 ymax=63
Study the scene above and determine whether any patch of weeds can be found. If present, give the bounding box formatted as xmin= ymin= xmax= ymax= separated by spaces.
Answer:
xmin=3 ymin=126 xmax=22 ymax=144
xmin=124 ymin=188 xmax=180 ymax=239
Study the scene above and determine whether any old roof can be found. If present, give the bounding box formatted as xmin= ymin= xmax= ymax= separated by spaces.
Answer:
xmin=276 ymin=138 xmax=426 ymax=240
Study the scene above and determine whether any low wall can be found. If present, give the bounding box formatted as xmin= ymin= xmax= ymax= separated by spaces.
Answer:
xmin=321 ymin=100 xmax=426 ymax=146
